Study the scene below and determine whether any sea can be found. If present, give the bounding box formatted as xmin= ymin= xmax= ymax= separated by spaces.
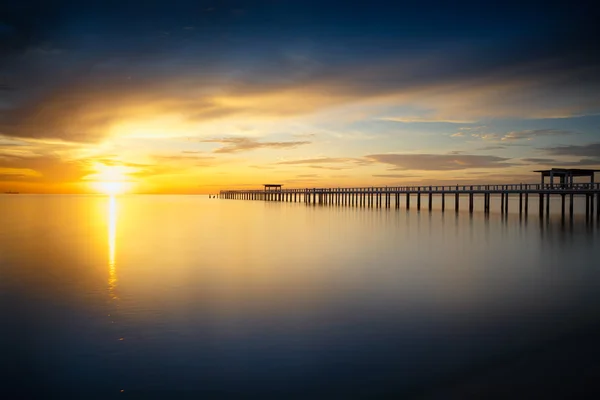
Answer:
xmin=1 ymin=194 xmax=600 ymax=398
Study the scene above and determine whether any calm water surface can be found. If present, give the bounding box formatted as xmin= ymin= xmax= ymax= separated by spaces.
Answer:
xmin=1 ymin=195 xmax=600 ymax=398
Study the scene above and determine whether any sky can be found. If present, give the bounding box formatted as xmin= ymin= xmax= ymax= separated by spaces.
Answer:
xmin=1 ymin=0 xmax=599 ymax=194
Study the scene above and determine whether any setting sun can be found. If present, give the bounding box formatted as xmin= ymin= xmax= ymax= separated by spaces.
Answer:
xmin=93 ymin=181 xmax=130 ymax=195
xmin=87 ymin=165 xmax=134 ymax=195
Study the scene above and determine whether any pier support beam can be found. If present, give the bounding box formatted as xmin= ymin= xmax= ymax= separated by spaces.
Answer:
xmin=519 ymin=193 xmax=523 ymax=216
xmin=570 ymin=194 xmax=574 ymax=219
xmin=441 ymin=192 xmax=445 ymax=212
xmin=428 ymin=190 xmax=433 ymax=211
xmin=469 ymin=193 xmax=473 ymax=213
xmin=455 ymin=192 xmax=459 ymax=212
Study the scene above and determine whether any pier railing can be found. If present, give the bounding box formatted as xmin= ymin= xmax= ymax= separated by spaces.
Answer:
xmin=221 ymin=182 xmax=600 ymax=194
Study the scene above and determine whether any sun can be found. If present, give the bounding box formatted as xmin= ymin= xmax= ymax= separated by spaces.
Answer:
xmin=93 ymin=181 xmax=129 ymax=195
xmin=87 ymin=164 xmax=134 ymax=195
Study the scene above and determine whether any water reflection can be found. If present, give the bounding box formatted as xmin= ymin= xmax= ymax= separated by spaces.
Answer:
xmin=108 ymin=196 xmax=118 ymax=300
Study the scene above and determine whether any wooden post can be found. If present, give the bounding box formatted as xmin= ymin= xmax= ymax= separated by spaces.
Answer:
xmin=469 ymin=193 xmax=473 ymax=213
xmin=570 ymin=194 xmax=574 ymax=219
xmin=417 ymin=189 xmax=421 ymax=211
xmin=504 ymin=192 xmax=509 ymax=214
xmin=519 ymin=193 xmax=523 ymax=215
xmin=586 ymin=194 xmax=590 ymax=219
xmin=561 ymin=194 xmax=566 ymax=219
xmin=501 ymin=192 xmax=505 ymax=214
xmin=406 ymin=192 xmax=410 ymax=210
xmin=525 ymin=193 xmax=529 ymax=215
xmin=442 ymin=192 xmax=445 ymax=212
xmin=545 ymin=193 xmax=550 ymax=216
xmin=539 ymin=193 xmax=544 ymax=217
xmin=428 ymin=189 xmax=432 ymax=211
xmin=455 ymin=191 xmax=459 ymax=212
xmin=483 ymin=193 xmax=487 ymax=213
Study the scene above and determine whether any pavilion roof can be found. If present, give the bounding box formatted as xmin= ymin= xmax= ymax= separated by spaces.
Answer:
xmin=534 ymin=168 xmax=600 ymax=177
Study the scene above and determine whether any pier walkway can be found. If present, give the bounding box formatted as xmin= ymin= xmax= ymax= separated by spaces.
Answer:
xmin=220 ymin=183 xmax=600 ymax=220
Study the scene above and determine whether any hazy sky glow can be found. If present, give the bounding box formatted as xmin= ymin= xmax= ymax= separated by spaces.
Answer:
xmin=1 ymin=0 xmax=599 ymax=193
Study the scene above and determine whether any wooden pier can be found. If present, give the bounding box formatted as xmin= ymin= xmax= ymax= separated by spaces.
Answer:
xmin=219 ymin=169 xmax=600 ymax=220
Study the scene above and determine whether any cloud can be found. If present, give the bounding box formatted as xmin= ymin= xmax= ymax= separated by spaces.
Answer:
xmin=292 ymin=133 xmax=317 ymax=139
xmin=478 ymin=145 xmax=506 ymax=151
xmin=372 ymin=174 xmax=420 ymax=178
xmin=307 ymin=165 xmax=352 ymax=170
xmin=200 ymin=137 xmax=311 ymax=153
xmin=379 ymin=117 xmax=476 ymax=124
xmin=542 ymin=142 xmax=600 ymax=157
xmin=450 ymin=132 xmax=465 ymax=137
xmin=249 ymin=165 xmax=275 ymax=169
xmin=365 ymin=153 xmax=515 ymax=171
xmin=501 ymin=129 xmax=576 ymax=141
xmin=522 ymin=155 xmax=600 ymax=167
xmin=0 ymin=167 xmax=41 ymax=181
xmin=521 ymin=158 xmax=556 ymax=164
xmin=471 ymin=133 xmax=499 ymax=141
xmin=0 ymin=154 xmax=90 ymax=183
xmin=0 ymin=0 xmax=598 ymax=152
xmin=275 ymin=157 xmax=371 ymax=166
xmin=276 ymin=157 xmax=351 ymax=165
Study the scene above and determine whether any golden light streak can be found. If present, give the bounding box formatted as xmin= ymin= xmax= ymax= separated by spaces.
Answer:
xmin=108 ymin=196 xmax=118 ymax=300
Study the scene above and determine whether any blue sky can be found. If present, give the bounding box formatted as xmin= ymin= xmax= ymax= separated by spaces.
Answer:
xmin=1 ymin=0 xmax=599 ymax=193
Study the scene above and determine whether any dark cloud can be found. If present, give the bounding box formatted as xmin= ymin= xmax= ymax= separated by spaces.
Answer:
xmin=366 ymin=154 xmax=515 ymax=171
xmin=0 ymin=0 xmax=598 ymax=144
xmin=501 ymin=129 xmax=577 ymax=141
xmin=542 ymin=143 xmax=600 ymax=157
xmin=201 ymin=137 xmax=310 ymax=153
xmin=522 ymin=156 xmax=600 ymax=167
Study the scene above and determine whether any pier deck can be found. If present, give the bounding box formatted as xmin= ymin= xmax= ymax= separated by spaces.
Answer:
xmin=220 ymin=183 xmax=600 ymax=220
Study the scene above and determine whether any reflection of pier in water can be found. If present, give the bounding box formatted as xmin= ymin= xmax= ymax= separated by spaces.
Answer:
xmin=220 ymin=169 xmax=600 ymax=221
